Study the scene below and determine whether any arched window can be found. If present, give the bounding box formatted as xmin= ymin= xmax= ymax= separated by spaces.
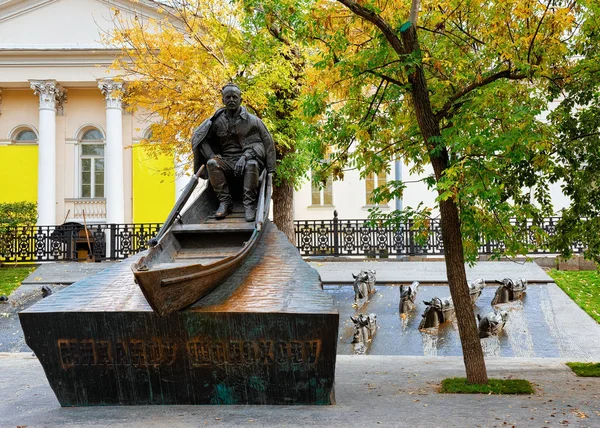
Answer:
xmin=82 ymin=129 xmax=104 ymax=140
xmin=79 ymin=127 xmax=105 ymax=198
xmin=144 ymin=128 xmax=154 ymax=141
xmin=11 ymin=127 xmax=38 ymax=144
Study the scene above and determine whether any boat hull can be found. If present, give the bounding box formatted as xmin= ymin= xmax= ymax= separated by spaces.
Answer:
xmin=132 ymin=172 xmax=272 ymax=316
xmin=134 ymin=229 xmax=264 ymax=317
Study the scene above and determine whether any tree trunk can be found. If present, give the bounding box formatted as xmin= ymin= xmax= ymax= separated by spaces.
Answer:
xmin=437 ymin=196 xmax=488 ymax=384
xmin=400 ymin=24 xmax=488 ymax=384
xmin=272 ymin=179 xmax=295 ymax=244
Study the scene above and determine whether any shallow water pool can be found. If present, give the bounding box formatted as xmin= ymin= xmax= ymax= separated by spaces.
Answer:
xmin=326 ymin=284 xmax=589 ymax=358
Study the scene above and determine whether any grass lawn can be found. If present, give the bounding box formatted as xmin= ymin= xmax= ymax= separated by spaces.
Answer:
xmin=0 ymin=266 xmax=36 ymax=296
xmin=566 ymin=362 xmax=600 ymax=377
xmin=547 ymin=269 xmax=600 ymax=323
xmin=440 ymin=378 xmax=534 ymax=394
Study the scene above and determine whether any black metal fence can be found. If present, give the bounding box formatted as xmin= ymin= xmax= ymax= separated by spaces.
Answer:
xmin=0 ymin=214 xmax=584 ymax=264
xmin=294 ymin=211 xmax=584 ymax=257
xmin=0 ymin=223 xmax=161 ymax=264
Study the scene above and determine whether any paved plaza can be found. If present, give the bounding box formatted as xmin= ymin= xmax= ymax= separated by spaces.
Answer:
xmin=0 ymin=259 xmax=599 ymax=427
xmin=1 ymin=353 xmax=599 ymax=427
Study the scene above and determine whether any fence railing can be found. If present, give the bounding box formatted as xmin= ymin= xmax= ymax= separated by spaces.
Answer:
xmin=0 ymin=214 xmax=584 ymax=263
xmin=294 ymin=211 xmax=584 ymax=257
xmin=0 ymin=223 xmax=161 ymax=263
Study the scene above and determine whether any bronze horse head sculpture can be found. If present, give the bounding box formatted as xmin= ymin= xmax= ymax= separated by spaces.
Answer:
xmin=419 ymin=296 xmax=454 ymax=329
xmin=492 ymin=278 xmax=527 ymax=305
xmin=351 ymin=269 xmax=376 ymax=307
xmin=477 ymin=309 xmax=509 ymax=338
xmin=468 ymin=278 xmax=486 ymax=304
xmin=399 ymin=281 xmax=420 ymax=315
xmin=350 ymin=313 xmax=378 ymax=354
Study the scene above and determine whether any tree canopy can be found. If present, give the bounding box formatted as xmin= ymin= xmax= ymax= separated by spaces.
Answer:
xmin=299 ymin=0 xmax=594 ymax=384
xmin=304 ymin=0 xmax=586 ymax=262
xmin=108 ymin=0 xmax=314 ymax=240
xmin=548 ymin=1 xmax=600 ymax=263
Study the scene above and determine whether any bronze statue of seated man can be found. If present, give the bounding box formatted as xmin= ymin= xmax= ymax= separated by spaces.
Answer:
xmin=191 ymin=83 xmax=276 ymax=221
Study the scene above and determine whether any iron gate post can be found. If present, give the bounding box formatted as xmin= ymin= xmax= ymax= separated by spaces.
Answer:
xmin=333 ymin=210 xmax=339 ymax=257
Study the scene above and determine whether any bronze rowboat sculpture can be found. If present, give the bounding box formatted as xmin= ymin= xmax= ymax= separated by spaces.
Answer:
xmin=132 ymin=166 xmax=272 ymax=316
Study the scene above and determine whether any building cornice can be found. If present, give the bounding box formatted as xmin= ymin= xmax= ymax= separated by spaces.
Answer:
xmin=0 ymin=48 xmax=122 ymax=66
xmin=0 ymin=0 xmax=168 ymax=25
xmin=0 ymin=0 xmax=59 ymax=24
xmin=0 ymin=44 xmax=115 ymax=50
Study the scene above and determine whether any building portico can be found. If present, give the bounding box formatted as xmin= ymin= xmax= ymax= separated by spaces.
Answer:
xmin=0 ymin=0 xmax=177 ymax=226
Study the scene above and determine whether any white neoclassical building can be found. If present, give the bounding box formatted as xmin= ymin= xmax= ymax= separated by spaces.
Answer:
xmin=0 ymin=0 xmax=571 ymax=227
xmin=0 ymin=0 xmax=187 ymax=226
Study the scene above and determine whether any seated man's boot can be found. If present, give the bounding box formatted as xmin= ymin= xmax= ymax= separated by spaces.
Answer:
xmin=244 ymin=206 xmax=256 ymax=222
xmin=243 ymin=160 xmax=260 ymax=222
xmin=207 ymin=158 xmax=233 ymax=219
xmin=215 ymin=202 xmax=232 ymax=219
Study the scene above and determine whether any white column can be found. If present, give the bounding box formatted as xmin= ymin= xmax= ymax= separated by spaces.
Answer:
xmin=98 ymin=79 xmax=125 ymax=224
xmin=30 ymin=80 xmax=66 ymax=226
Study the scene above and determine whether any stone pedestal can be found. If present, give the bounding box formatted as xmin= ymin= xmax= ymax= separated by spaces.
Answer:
xmin=20 ymin=223 xmax=338 ymax=405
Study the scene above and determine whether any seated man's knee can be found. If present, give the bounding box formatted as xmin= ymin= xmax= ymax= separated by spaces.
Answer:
xmin=246 ymin=159 xmax=259 ymax=170
xmin=206 ymin=158 xmax=220 ymax=169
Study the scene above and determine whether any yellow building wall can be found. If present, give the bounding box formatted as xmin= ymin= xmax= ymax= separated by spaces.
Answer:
xmin=0 ymin=145 xmax=38 ymax=203
xmin=132 ymin=144 xmax=175 ymax=223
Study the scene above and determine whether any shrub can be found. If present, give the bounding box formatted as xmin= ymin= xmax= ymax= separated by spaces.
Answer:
xmin=0 ymin=201 xmax=37 ymax=232
xmin=0 ymin=202 xmax=37 ymax=265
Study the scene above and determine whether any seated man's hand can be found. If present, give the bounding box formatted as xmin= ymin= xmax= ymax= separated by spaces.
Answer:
xmin=234 ymin=156 xmax=246 ymax=177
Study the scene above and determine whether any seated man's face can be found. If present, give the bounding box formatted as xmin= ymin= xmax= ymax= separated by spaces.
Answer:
xmin=222 ymin=89 xmax=242 ymax=112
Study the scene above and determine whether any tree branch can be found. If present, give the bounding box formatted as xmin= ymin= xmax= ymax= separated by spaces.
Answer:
xmin=409 ymin=0 xmax=421 ymax=24
xmin=448 ymin=18 xmax=485 ymax=46
xmin=360 ymin=78 xmax=385 ymax=124
xmin=436 ymin=69 xmax=527 ymax=120
xmin=366 ymin=70 xmax=406 ymax=88
xmin=568 ymin=131 xmax=600 ymax=142
xmin=528 ymin=0 xmax=552 ymax=64
xmin=336 ymin=0 xmax=406 ymax=55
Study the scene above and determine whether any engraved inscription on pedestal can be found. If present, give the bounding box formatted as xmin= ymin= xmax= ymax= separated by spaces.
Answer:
xmin=55 ymin=337 xmax=322 ymax=370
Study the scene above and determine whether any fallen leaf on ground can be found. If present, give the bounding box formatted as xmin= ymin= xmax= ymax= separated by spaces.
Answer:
xmin=571 ymin=410 xmax=588 ymax=419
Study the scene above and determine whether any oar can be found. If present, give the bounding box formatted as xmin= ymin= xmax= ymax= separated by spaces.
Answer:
xmin=148 ymin=165 xmax=205 ymax=248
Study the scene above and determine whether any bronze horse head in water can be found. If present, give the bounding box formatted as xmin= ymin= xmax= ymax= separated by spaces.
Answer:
xmin=351 ymin=269 xmax=376 ymax=307
xmin=492 ymin=278 xmax=527 ymax=305
xmin=468 ymin=278 xmax=486 ymax=304
xmin=419 ymin=296 xmax=454 ymax=329
xmin=477 ymin=309 xmax=509 ymax=338
xmin=350 ymin=313 xmax=377 ymax=354
xmin=399 ymin=281 xmax=420 ymax=315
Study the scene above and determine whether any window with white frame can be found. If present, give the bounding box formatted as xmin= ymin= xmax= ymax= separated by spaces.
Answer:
xmin=310 ymin=171 xmax=333 ymax=206
xmin=79 ymin=128 xmax=105 ymax=198
xmin=365 ymin=170 xmax=388 ymax=206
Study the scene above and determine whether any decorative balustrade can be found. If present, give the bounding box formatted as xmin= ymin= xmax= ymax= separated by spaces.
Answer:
xmin=64 ymin=198 xmax=106 ymax=222
xmin=294 ymin=211 xmax=583 ymax=258
xmin=0 ymin=223 xmax=160 ymax=263
xmin=0 ymin=214 xmax=583 ymax=264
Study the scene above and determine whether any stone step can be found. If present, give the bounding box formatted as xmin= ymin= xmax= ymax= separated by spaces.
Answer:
xmin=171 ymin=223 xmax=254 ymax=234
